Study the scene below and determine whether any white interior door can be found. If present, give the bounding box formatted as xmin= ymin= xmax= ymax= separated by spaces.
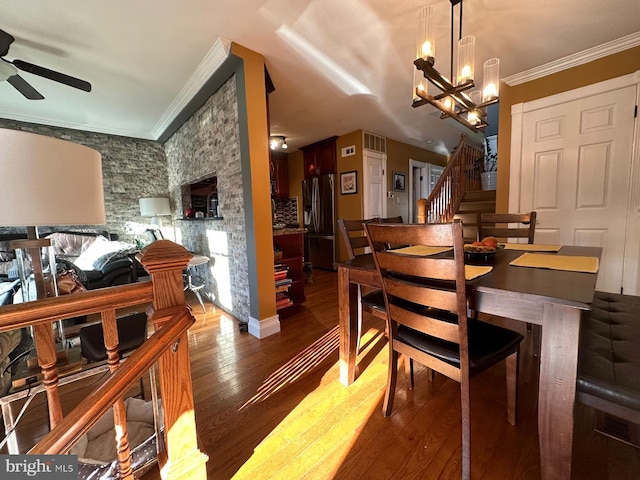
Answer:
xmin=363 ymin=150 xmax=386 ymax=219
xmin=514 ymin=83 xmax=636 ymax=293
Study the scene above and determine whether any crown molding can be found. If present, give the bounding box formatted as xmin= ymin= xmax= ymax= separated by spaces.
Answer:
xmin=0 ymin=37 xmax=232 ymax=141
xmin=504 ymin=32 xmax=640 ymax=86
xmin=0 ymin=111 xmax=153 ymax=139
xmin=150 ymin=37 xmax=231 ymax=140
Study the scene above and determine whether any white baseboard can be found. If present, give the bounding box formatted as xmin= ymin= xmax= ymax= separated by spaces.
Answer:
xmin=248 ymin=314 xmax=280 ymax=339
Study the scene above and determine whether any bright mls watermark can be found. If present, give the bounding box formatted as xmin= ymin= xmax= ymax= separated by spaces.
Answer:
xmin=0 ymin=455 xmax=77 ymax=479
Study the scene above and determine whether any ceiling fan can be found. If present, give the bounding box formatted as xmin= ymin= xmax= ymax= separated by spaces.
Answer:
xmin=0 ymin=28 xmax=91 ymax=100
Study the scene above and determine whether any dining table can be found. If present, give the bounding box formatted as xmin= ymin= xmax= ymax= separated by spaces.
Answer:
xmin=335 ymin=245 xmax=601 ymax=480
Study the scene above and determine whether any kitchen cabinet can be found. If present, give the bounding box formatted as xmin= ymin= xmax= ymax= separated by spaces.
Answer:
xmin=270 ymin=151 xmax=289 ymax=198
xmin=302 ymin=136 xmax=338 ymax=178
xmin=273 ymin=230 xmax=306 ymax=316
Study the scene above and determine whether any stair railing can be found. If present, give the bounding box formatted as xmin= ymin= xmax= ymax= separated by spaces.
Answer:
xmin=0 ymin=240 xmax=208 ymax=480
xmin=417 ymin=134 xmax=484 ymax=224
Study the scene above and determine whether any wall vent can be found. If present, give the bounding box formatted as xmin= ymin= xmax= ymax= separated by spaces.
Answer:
xmin=363 ymin=132 xmax=386 ymax=154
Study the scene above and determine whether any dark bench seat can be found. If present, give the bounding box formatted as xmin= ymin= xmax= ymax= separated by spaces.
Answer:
xmin=577 ymin=291 xmax=640 ymax=426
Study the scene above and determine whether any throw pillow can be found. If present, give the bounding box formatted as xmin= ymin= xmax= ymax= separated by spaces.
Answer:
xmin=74 ymin=237 xmax=134 ymax=271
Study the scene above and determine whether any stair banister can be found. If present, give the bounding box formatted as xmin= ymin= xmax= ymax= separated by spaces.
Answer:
xmin=0 ymin=240 xmax=208 ymax=480
xmin=29 ymin=310 xmax=194 ymax=455
xmin=416 ymin=134 xmax=484 ymax=224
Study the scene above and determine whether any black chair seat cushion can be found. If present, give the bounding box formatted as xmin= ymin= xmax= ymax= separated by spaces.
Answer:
xmin=362 ymin=290 xmax=385 ymax=312
xmin=577 ymin=291 xmax=640 ymax=412
xmin=397 ymin=320 xmax=523 ymax=377
xmin=80 ymin=312 xmax=148 ymax=362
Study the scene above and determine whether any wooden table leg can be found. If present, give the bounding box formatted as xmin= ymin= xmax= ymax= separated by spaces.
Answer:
xmin=538 ymin=303 xmax=581 ymax=479
xmin=338 ymin=266 xmax=359 ymax=386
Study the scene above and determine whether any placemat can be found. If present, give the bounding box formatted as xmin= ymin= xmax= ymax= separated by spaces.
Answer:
xmin=465 ymin=265 xmax=493 ymax=280
xmin=503 ymin=243 xmax=562 ymax=252
xmin=391 ymin=245 xmax=452 ymax=256
xmin=509 ymin=253 xmax=599 ymax=273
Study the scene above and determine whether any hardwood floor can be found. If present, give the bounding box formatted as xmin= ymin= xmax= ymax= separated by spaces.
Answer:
xmin=2 ymin=270 xmax=638 ymax=478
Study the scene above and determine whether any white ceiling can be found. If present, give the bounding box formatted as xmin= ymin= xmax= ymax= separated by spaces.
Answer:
xmin=0 ymin=0 xmax=638 ymax=156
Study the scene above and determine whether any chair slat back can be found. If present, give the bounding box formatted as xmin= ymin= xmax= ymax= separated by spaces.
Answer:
xmin=338 ymin=218 xmax=378 ymax=260
xmin=477 ymin=212 xmax=537 ymax=244
xmin=378 ymin=215 xmax=403 ymax=223
xmin=378 ymin=215 xmax=404 ymax=249
xmin=365 ymin=221 xmax=468 ymax=348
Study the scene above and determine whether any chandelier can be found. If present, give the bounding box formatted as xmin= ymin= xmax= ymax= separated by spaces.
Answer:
xmin=412 ymin=0 xmax=499 ymax=130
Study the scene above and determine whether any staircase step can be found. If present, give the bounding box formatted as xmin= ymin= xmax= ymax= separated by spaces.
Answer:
xmin=463 ymin=190 xmax=496 ymax=202
xmin=457 ymin=201 xmax=496 ymax=213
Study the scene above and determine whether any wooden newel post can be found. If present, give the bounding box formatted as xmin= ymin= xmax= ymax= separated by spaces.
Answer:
xmin=137 ymin=240 xmax=208 ymax=479
xmin=416 ymin=198 xmax=427 ymax=224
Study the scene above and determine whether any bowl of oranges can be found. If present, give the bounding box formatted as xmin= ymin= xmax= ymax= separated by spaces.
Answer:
xmin=463 ymin=237 xmax=505 ymax=261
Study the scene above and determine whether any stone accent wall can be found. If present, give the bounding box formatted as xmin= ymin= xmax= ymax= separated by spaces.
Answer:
xmin=0 ymin=119 xmax=168 ymax=243
xmin=163 ymin=76 xmax=249 ymax=323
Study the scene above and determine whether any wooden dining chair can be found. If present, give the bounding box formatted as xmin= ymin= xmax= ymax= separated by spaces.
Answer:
xmin=337 ymin=218 xmax=387 ymax=352
xmin=477 ymin=211 xmax=539 ymax=351
xmin=476 ymin=211 xmax=537 ymax=243
xmin=365 ymin=220 xmax=523 ymax=480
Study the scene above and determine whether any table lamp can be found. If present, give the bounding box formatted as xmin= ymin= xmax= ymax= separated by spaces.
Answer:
xmin=139 ymin=197 xmax=171 ymax=227
xmin=0 ymin=127 xmax=105 ymax=321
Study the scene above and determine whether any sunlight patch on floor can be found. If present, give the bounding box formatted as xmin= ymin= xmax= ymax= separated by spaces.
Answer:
xmin=239 ymin=326 xmax=340 ymax=410
xmin=232 ymin=326 xmax=388 ymax=479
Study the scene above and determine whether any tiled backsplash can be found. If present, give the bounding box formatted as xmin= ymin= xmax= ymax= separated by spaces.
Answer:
xmin=274 ymin=197 xmax=298 ymax=225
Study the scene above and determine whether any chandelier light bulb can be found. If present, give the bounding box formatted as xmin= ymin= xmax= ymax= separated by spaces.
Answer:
xmin=457 ymin=35 xmax=475 ymax=85
xmin=482 ymin=58 xmax=500 ymax=102
xmin=416 ymin=6 xmax=436 ymax=61
xmin=421 ymin=40 xmax=433 ymax=59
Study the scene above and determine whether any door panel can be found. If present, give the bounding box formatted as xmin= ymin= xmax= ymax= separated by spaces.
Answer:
xmin=363 ymin=150 xmax=386 ymax=220
xmin=520 ymin=85 xmax=635 ymax=293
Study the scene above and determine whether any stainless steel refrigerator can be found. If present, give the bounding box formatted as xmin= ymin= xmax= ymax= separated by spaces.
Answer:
xmin=303 ymin=174 xmax=336 ymax=270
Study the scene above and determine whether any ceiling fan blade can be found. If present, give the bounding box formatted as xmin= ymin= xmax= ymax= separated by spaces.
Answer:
xmin=13 ymin=58 xmax=91 ymax=92
xmin=0 ymin=29 xmax=14 ymax=57
xmin=7 ymin=74 xmax=45 ymax=100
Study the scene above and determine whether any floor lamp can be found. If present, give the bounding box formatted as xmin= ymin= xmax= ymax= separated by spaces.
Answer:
xmin=0 ymin=128 xmax=105 ymax=427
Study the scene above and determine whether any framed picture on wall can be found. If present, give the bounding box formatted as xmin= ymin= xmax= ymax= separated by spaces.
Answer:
xmin=340 ymin=171 xmax=357 ymax=195
xmin=393 ymin=171 xmax=406 ymax=192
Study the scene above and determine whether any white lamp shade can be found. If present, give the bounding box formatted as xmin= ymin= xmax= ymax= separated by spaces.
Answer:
xmin=0 ymin=128 xmax=106 ymax=227
xmin=139 ymin=197 xmax=171 ymax=217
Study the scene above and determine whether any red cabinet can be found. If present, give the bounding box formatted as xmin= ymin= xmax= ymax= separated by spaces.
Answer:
xmin=270 ymin=151 xmax=289 ymax=198
xmin=302 ymin=136 xmax=338 ymax=178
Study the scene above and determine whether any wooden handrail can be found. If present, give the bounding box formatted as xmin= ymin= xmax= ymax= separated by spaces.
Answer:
xmin=0 ymin=282 xmax=154 ymax=332
xmin=29 ymin=308 xmax=194 ymax=454
xmin=417 ymin=134 xmax=484 ymax=224
xmin=0 ymin=240 xmax=208 ymax=479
